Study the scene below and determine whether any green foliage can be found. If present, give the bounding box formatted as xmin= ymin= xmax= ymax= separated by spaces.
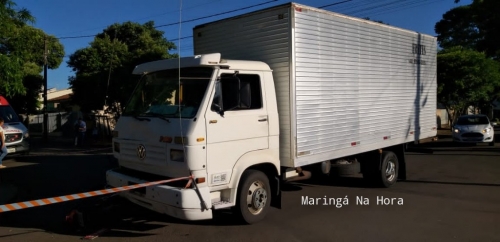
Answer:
xmin=67 ymin=21 xmax=178 ymax=113
xmin=436 ymin=0 xmax=500 ymax=60
xmin=0 ymin=0 xmax=64 ymax=113
xmin=437 ymin=46 xmax=500 ymax=120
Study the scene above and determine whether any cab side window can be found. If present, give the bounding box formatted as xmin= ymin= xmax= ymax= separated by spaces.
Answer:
xmin=211 ymin=73 xmax=262 ymax=112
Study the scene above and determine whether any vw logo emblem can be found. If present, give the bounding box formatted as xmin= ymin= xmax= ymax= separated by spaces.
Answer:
xmin=137 ymin=144 xmax=146 ymax=160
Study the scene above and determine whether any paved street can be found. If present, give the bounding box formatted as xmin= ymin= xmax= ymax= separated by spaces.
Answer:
xmin=0 ymin=136 xmax=499 ymax=242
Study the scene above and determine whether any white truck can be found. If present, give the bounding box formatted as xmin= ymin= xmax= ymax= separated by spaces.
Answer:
xmin=106 ymin=2 xmax=437 ymax=224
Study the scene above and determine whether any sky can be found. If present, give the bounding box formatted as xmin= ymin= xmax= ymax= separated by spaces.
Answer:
xmin=14 ymin=0 xmax=472 ymax=91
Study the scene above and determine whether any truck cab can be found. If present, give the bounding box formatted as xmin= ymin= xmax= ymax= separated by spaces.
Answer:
xmin=0 ymin=95 xmax=30 ymax=155
xmin=106 ymin=53 xmax=281 ymax=224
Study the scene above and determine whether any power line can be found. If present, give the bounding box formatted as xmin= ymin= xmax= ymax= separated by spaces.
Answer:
xmin=58 ymin=0 xmax=225 ymax=36
xmin=343 ymin=0 xmax=437 ymax=17
xmin=58 ymin=34 xmax=96 ymax=40
xmin=317 ymin=0 xmax=354 ymax=9
xmin=358 ymin=0 xmax=446 ymax=18
xmin=346 ymin=0 xmax=409 ymax=16
xmin=153 ymin=0 xmax=278 ymax=28
xmin=55 ymin=0 xmax=279 ymax=40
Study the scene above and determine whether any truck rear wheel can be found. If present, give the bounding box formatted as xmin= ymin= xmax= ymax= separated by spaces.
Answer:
xmin=234 ymin=169 xmax=271 ymax=224
xmin=363 ymin=151 xmax=399 ymax=188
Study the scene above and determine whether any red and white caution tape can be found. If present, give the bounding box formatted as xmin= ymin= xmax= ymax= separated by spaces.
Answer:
xmin=0 ymin=176 xmax=192 ymax=213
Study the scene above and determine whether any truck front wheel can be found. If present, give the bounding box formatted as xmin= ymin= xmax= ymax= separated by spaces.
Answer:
xmin=234 ymin=169 xmax=271 ymax=224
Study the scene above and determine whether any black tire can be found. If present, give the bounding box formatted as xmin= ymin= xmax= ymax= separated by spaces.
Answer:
xmin=234 ymin=169 xmax=271 ymax=224
xmin=330 ymin=161 xmax=360 ymax=176
xmin=363 ymin=151 xmax=399 ymax=188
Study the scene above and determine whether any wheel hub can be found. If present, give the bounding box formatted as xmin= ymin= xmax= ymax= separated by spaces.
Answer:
xmin=252 ymin=188 xmax=267 ymax=209
xmin=385 ymin=161 xmax=396 ymax=181
xmin=246 ymin=181 xmax=268 ymax=215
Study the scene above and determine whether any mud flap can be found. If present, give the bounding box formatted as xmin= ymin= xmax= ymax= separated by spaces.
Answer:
xmin=270 ymin=176 xmax=281 ymax=209
xmin=396 ymin=145 xmax=407 ymax=181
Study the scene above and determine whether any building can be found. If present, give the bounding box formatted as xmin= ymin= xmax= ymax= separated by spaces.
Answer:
xmin=38 ymin=88 xmax=77 ymax=112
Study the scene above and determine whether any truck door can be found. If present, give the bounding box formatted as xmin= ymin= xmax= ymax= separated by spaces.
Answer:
xmin=204 ymin=70 xmax=269 ymax=187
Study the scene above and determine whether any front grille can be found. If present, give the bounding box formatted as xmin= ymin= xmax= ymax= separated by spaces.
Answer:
xmin=116 ymin=167 xmax=189 ymax=188
xmin=461 ymin=132 xmax=483 ymax=138
xmin=5 ymin=133 xmax=22 ymax=143
xmin=120 ymin=142 xmax=166 ymax=161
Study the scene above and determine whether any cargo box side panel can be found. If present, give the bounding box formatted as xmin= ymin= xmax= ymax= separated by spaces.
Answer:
xmin=193 ymin=5 xmax=295 ymax=167
xmin=292 ymin=6 xmax=437 ymax=167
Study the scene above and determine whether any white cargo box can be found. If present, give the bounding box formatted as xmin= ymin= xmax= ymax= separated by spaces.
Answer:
xmin=193 ymin=2 xmax=437 ymax=168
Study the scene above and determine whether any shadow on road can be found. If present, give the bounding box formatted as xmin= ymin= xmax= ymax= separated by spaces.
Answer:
xmin=407 ymin=138 xmax=500 ymax=154
xmin=0 ymin=153 xmax=251 ymax=240
xmin=289 ymin=175 xmax=374 ymax=189
xmin=402 ymin=180 xmax=500 ymax=187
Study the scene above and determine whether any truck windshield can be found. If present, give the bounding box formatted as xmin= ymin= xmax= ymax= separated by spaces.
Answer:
xmin=122 ymin=67 xmax=213 ymax=119
xmin=0 ymin=106 xmax=21 ymax=123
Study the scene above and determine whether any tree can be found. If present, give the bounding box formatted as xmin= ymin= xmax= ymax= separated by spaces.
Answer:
xmin=0 ymin=0 xmax=64 ymax=113
xmin=1 ymin=0 xmax=35 ymax=97
xmin=436 ymin=0 xmax=500 ymax=60
xmin=67 ymin=21 xmax=177 ymax=115
xmin=437 ymin=46 xmax=500 ymax=123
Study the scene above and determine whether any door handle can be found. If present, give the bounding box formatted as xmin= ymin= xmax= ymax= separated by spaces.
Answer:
xmin=258 ymin=118 xmax=267 ymax=122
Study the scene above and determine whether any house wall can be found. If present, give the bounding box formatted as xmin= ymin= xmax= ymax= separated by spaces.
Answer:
xmin=38 ymin=88 xmax=73 ymax=110
xmin=436 ymin=109 xmax=449 ymax=129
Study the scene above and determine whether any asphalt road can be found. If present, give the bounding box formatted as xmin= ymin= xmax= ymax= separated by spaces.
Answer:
xmin=0 ymin=138 xmax=499 ymax=242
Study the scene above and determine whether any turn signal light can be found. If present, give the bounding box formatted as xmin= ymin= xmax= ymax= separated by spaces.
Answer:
xmin=195 ymin=177 xmax=206 ymax=183
xmin=159 ymin=136 xmax=173 ymax=143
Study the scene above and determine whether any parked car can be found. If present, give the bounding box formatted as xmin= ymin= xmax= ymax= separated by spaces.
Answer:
xmin=452 ymin=114 xmax=496 ymax=146
xmin=0 ymin=95 xmax=30 ymax=155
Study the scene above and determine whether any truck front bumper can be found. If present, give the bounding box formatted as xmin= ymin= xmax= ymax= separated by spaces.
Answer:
xmin=105 ymin=168 xmax=213 ymax=221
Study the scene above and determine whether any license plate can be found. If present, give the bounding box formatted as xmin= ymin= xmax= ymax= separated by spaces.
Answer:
xmin=7 ymin=148 xmax=15 ymax=153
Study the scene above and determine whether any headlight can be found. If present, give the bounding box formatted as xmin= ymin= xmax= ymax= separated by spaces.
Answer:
xmin=170 ymin=149 xmax=184 ymax=162
xmin=454 ymin=129 xmax=460 ymax=133
xmin=482 ymin=128 xmax=491 ymax=133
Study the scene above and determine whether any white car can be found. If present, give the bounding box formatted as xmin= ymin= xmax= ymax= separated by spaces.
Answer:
xmin=452 ymin=114 xmax=496 ymax=146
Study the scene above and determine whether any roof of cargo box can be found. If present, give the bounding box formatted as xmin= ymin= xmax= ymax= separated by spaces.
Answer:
xmin=193 ymin=2 xmax=435 ymax=38
xmin=132 ymin=53 xmax=271 ymax=75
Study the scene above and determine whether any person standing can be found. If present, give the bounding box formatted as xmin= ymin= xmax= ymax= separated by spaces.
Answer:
xmin=0 ymin=118 xmax=8 ymax=168
xmin=76 ymin=118 xmax=87 ymax=147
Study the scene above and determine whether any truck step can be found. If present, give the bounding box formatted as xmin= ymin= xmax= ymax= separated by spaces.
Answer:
xmin=212 ymin=200 xmax=234 ymax=209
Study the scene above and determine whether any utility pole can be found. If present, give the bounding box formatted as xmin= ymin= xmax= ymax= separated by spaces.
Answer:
xmin=43 ymin=37 xmax=48 ymax=141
